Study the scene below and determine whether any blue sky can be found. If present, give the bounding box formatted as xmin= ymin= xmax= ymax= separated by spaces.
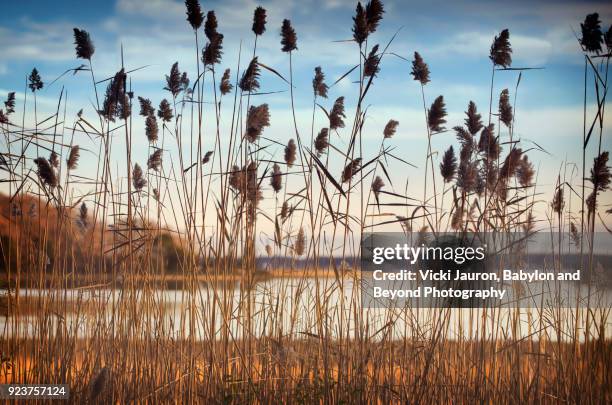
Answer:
xmin=1 ymin=0 xmax=612 ymax=235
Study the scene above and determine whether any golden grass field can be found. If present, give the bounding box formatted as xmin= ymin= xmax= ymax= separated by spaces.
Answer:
xmin=1 ymin=0 xmax=611 ymax=403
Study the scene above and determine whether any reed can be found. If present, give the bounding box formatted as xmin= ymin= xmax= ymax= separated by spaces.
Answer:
xmin=0 ymin=2 xmax=610 ymax=403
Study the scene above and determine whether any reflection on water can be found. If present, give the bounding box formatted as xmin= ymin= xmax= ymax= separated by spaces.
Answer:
xmin=1 ymin=277 xmax=610 ymax=342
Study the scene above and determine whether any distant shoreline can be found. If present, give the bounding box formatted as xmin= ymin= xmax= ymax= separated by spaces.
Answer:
xmin=0 ymin=267 xmax=346 ymax=290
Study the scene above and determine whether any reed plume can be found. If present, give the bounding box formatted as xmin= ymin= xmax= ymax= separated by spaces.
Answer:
xmin=372 ymin=175 xmax=384 ymax=198
xmin=67 ymin=145 xmax=80 ymax=170
xmin=164 ymin=62 xmax=182 ymax=97
xmin=180 ymin=72 xmax=189 ymax=92
xmin=230 ymin=162 xmax=262 ymax=215
xmin=49 ymin=151 xmax=59 ymax=168
xmin=252 ymin=6 xmax=267 ymax=36
xmin=202 ymin=151 xmax=213 ymax=164
xmin=570 ymin=222 xmax=581 ymax=246
xmin=147 ymin=149 xmax=163 ymax=172
xmin=294 ymin=227 xmax=306 ymax=256
xmin=245 ymin=104 xmax=270 ymax=143
xmin=315 ymin=128 xmax=329 ymax=156
xmin=329 ymin=96 xmax=346 ymax=130
xmin=34 ymin=157 xmax=58 ymax=188
xmin=580 ymin=13 xmax=603 ymax=53
xmin=383 ymin=119 xmax=399 ymax=138
xmin=551 ymin=188 xmax=564 ymax=214
xmin=145 ymin=114 xmax=159 ymax=143
xmin=353 ymin=2 xmax=368 ymax=45
xmin=411 ymin=52 xmax=430 ymax=85
xmin=78 ymin=202 xmax=88 ymax=228
xmin=478 ymin=124 xmax=499 ymax=160
xmin=284 ymin=139 xmax=297 ymax=168
xmin=365 ymin=0 xmax=384 ymax=34
xmin=270 ymin=163 xmax=282 ymax=193
xmin=133 ymin=163 xmax=146 ymax=191
xmin=280 ymin=201 xmax=289 ymax=219
xmin=73 ymin=28 xmax=95 ymax=60
xmin=440 ymin=146 xmax=457 ymax=183
xmin=465 ymin=101 xmax=483 ymax=135
xmin=0 ymin=92 xmax=15 ymax=123
xmin=427 ymin=95 xmax=447 ymax=132
xmin=484 ymin=160 xmax=498 ymax=192
xmin=590 ymin=151 xmax=611 ymax=192
xmin=220 ymin=68 xmax=233 ymax=95
xmin=229 ymin=165 xmax=241 ymax=191
xmin=457 ymin=161 xmax=477 ymax=193
xmin=499 ymin=147 xmax=522 ymax=180
xmin=202 ymin=33 xmax=224 ymax=66
xmin=281 ymin=19 xmax=298 ymax=52
xmin=313 ymin=67 xmax=328 ymax=98
xmin=157 ymin=99 xmax=173 ymax=122
xmin=185 ymin=0 xmax=204 ymax=30
xmin=490 ymin=29 xmax=512 ymax=68
xmin=4 ymin=91 xmax=15 ymax=114
xmin=100 ymin=69 xmax=129 ymax=121
xmin=364 ymin=44 xmax=380 ymax=77
xmin=204 ymin=10 xmax=218 ymax=40
xmin=138 ymin=97 xmax=154 ymax=117
xmin=498 ymin=89 xmax=513 ymax=128
xmin=516 ymin=155 xmax=534 ymax=187
xmin=5 ymin=92 xmax=16 ymax=114
xmin=239 ymin=57 xmax=260 ymax=93
xmin=28 ymin=68 xmax=43 ymax=92
xmin=342 ymin=158 xmax=362 ymax=183
xmin=455 ymin=127 xmax=473 ymax=163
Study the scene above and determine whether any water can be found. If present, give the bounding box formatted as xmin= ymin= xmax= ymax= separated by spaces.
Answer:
xmin=1 ymin=277 xmax=610 ymax=342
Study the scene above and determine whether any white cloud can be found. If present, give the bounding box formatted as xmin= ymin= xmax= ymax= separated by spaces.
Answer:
xmin=421 ymin=31 xmax=553 ymax=66
xmin=115 ymin=0 xmax=185 ymax=20
xmin=0 ymin=21 xmax=74 ymax=63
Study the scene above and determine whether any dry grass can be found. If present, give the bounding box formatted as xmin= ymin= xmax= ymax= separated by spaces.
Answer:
xmin=0 ymin=1 xmax=611 ymax=403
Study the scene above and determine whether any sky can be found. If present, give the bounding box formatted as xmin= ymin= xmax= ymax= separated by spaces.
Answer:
xmin=1 ymin=0 xmax=612 ymax=243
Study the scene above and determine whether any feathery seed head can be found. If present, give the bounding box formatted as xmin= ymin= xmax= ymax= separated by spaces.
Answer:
xmin=313 ymin=66 xmax=328 ymax=98
xmin=28 ymin=68 xmax=43 ymax=92
xmin=132 ymin=163 xmax=146 ymax=191
xmin=284 ymin=139 xmax=297 ymax=167
xmin=67 ymin=145 xmax=80 ymax=170
xmin=239 ymin=57 xmax=261 ymax=93
xmin=581 ymin=13 xmax=603 ymax=54
xmin=185 ymin=0 xmax=204 ymax=30
xmin=353 ymin=2 xmax=368 ymax=45
xmin=427 ymin=95 xmax=447 ymax=133
xmin=411 ymin=52 xmax=430 ymax=85
xmin=252 ymin=7 xmax=267 ymax=36
xmin=330 ymin=96 xmax=346 ymax=130
xmin=245 ymin=104 xmax=270 ymax=143
xmin=281 ymin=19 xmax=298 ymax=52
xmin=440 ymin=146 xmax=457 ymax=183
xmin=220 ymin=68 xmax=233 ymax=95
xmin=73 ymin=28 xmax=95 ymax=60
xmin=489 ymin=29 xmax=512 ymax=67
xmin=383 ymin=119 xmax=399 ymax=138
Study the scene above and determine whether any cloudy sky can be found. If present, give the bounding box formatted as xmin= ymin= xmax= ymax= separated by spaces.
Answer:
xmin=1 ymin=0 xmax=612 ymax=237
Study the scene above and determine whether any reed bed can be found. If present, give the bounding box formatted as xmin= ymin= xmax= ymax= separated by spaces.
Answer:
xmin=0 ymin=1 xmax=611 ymax=403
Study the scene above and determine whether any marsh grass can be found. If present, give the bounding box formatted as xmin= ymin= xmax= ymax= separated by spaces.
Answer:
xmin=0 ymin=1 xmax=611 ymax=403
